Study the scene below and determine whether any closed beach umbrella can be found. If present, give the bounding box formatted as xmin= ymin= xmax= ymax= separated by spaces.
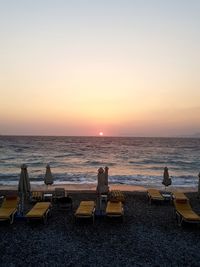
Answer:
xmin=44 ymin=164 xmax=53 ymax=185
xmin=18 ymin=164 xmax=31 ymax=214
xmin=96 ymin=167 xmax=109 ymax=195
xmin=162 ymin=167 xmax=172 ymax=190
xmin=104 ymin=166 xmax=109 ymax=188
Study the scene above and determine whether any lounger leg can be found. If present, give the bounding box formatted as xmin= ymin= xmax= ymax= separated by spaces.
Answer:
xmin=43 ymin=215 xmax=47 ymax=224
xmin=10 ymin=214 xmax=14 ymax=224
xmin=10 ymin=210 xmax=17 ymax=224
xmin=42 ymin=209 xmax=49 ymax=224
xmin=176 ymin=213 xmax=182 ymax=227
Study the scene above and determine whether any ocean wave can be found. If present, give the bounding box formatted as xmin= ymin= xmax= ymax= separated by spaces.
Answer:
xmin=0 ymin=172 xmax=198 ymax=188
xmin=1 ymin=136 xmax=200 ymax=188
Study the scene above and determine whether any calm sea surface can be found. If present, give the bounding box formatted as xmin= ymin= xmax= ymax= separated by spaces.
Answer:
xmin=0 ymin=136 xmax=199 ymax=188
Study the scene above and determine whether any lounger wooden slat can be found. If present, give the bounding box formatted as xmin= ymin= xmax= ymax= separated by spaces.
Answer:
xmin=109 ymin=190 xmax=125 ymax=203
xmin=173 ymin=192 xmax=188 ymax=201
xmin=26 ymin=202 xmax=51 ymax=224
xmin=174 ymin=199 xmax=200 ymax=226
xmin=0 ymin=196 xmax=19 ymax=224
xmin=106 ymin=201 xmax=124 ymax=220
xmin=31 ymin=191 xmax=43 ymax=202
xmin=147 ymin=189 xmax=164 ymax=204
xmin=75 ymin=201 xmax=95 ymax=223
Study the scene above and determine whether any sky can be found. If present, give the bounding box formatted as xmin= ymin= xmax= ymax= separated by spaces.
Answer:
xmin=0 ymin=0 xmax=200 ymax=137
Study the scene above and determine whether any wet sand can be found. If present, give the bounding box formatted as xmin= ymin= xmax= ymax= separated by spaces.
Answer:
xmin=0 ymin=183 xmax=196 ymax=193
xmin=0 ymin=183 xmax=146 ymax=192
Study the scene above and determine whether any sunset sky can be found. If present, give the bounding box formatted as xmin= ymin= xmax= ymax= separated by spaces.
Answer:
xmin=1 ymin=0 xmax=200 ymax=137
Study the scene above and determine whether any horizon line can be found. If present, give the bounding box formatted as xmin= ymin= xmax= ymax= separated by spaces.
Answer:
xmin=0 ymin=134 xmax=199 ymax=139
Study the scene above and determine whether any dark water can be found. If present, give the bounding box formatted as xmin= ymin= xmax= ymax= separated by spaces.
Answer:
xmin=0 ymin=136 xmax=199 ymax=188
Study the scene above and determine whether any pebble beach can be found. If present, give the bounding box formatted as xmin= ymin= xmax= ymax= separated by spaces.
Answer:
xmin=1 ymin=188 xmax=200 ymax=267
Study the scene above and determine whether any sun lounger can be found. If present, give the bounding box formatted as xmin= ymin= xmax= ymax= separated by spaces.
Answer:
xmin=109 ymin=190 xmax=125 ymax=203
xmin=31 ymin=191 xmax=43 ymax=202
xmin=0 ymin=196 xmax=19 ymax=224
xmin=26 ymin=202 xmax=51 ymax=224
xmin=53 ymin=188 xmax=65 ymax=202
xmin=75 ymin=201 xmax=95 ymax=223
xmin=174 ymin=199 xmax=200 ymax=226
xmin=147 ymin=189 xmax=164 ymax=204
xmin=106 ymin=201 xmax=124 ymax=220
xmin=173 ymin=191 xmax=188 ymax=202
xmin=54 ymin=188 xmax=65 ymax=197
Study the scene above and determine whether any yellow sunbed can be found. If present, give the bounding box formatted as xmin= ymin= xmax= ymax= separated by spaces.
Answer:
xmin=147 ymin=189 xmax=164 ymax=204
xmin=75 ymin=201 xmax=95 ymax=223
xmin=0 ymin=196 xmax=19 ymax=224
xmin=26 ymin=202 xmax=51 ymax=224
xmin=174 ymin=199 xmax=200 ymax=226
xmin=31 ymin=191 xmax=43 ymax=202
xmin=173 ymin=191 xmax=188 ymax=201
xmin=106 ymin=201 xmax=124 ymax=220
xmin=109 ymin=190 xmax=125 ymax=203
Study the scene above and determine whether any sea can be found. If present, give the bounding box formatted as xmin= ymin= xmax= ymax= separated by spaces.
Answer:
xmin=0 ymin=136 xmax=200 ymax=189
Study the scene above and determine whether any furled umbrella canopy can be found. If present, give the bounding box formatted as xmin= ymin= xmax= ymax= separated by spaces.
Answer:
xmin=162 ymin=167 xmax=172 ymax=190
xmin=198 ymin=173 xmax=200 ymax=197
xmin=44 ymin=164 xmax=54 ymax=185
xmin=18 ymin=164 xmax=31 ymax=214
xmin=96 ymin=166 xmax=109 ymax=195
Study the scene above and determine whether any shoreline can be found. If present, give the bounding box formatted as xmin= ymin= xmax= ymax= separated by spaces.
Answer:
xmin=0 ymin=183 xmax=197 ymax=193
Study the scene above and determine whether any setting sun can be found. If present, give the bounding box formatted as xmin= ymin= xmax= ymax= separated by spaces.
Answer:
xmin=99 ymin=132 xmax=103 ymax=136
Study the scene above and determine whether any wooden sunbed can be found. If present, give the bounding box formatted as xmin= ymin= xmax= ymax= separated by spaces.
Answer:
xmin=147 ymin=189 xmax=164 ymax=204
xmin=109 ymin=190 xmax=125 ymax=203
xmin=174 ymin=199 xmax=200 ymax=226
xmin=106 ymin=201 xmax=124 ymax=221
xmin=31 ymin=191 xmax=43 ymax=202
xmin=26 ymin=202 xmax=51 ymax=224
xmin=173 ymin=191 xmax=188 ymax=201
xmin=0 ymin=196 xmax=19 ymax=224
xmin=75 ymin=201 xmax=95 ymax=223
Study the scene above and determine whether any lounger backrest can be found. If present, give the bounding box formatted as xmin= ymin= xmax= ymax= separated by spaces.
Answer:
xmin=173 ymin=192 xmax=188 ymax=201
xmin=109 ymin=190 xmax=125 ymax=202
xmin=54 ymin=188 xmax=65 ymax=197
xmin=31 ymin=191 xmax=43 ymax=200
xmin=148 ymin=189 xmax=164 ymax=200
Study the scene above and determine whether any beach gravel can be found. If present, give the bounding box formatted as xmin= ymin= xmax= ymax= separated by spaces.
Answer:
xmin=0 ymin=191 xmax=200 ymax=266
